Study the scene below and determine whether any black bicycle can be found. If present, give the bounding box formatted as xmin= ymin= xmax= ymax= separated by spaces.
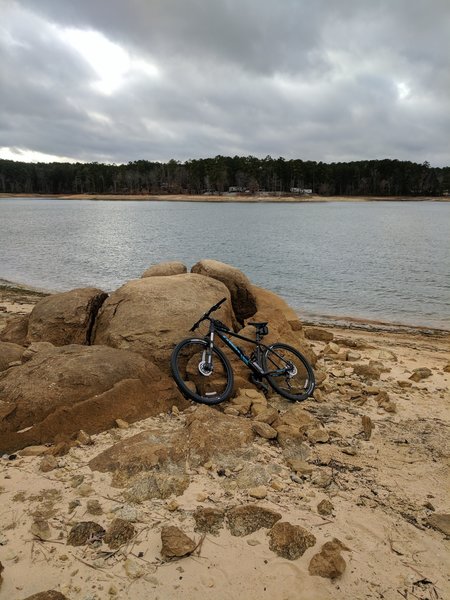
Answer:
xmin=170 ymin=297 xmax=315 ymax=405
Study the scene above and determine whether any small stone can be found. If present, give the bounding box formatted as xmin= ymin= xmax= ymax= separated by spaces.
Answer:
xmin=307 ymin=428 xmax=329 ymax=444
xmin=361 ymin=415 xmax=374 ymax=440
xmin=194 ymin=507 xmax=225 ymax=535
xmin=304 ymin=327 xmax=334 ymax=342
xmin=378 ymin=350 xmax=397 ymax=362
xmin=223 ymin=407 xmax=240 ymax=416
xmin=108 ymin=585 xmax=119 ymax=596
xmin=227 ymin=505 xmax=282 ymax=536
xmin=19 ymin=445 xmax=48 ymax=457
xmin=353 ymin=364 xmax=381 ymax=381
xmin=427 ymin=513 xmax=450 ymax=536
xmin=30 ymin=519 xmax=52 ymax=540
xmin=311 ymin=471 xmax=332 ymax=488
xmin=76 ymin=430 xmax=93 ymax=445
xmin=86 ymin=499 xmax=103 ymax=515
xmin=324 ymin=342 xmax=340 ymax=355
xmin=268 ymin=521 xmax=316 ymax=559
xmin=313 ymin=388 xmax=324 ymax=402
xmin=308 ymin=539 xmax=349 ymax=579
xmin=253 ymin=407 xmax=278 ymax=424
xmin=287 ymin=458 xmax=313 ymax=475
xmin=67 ymin=521 xmax=105 ymax=546
xmin=114 ymin=504 xmax=142 ymax=522
xmin=248 ymin=486 xmax=267 ymax=499
xmin=160 ymin=525 xmax=196 ymax=559
xmin=39 ymin=456 xmax=58 ymax=472
xmin=270 ymin=480 xmax=287 ymax=492
xmin=166 ymin=499 xmax=180 ymax=512
xmin=115 ymin=418 xmax=129 ymax=429
xmin=104 ymin=518 xmax=136 ymax=549
xmin=346 ymin=351 xmax=361 ymax=361
xmin=171 ymin=405 xmax=180 ymax=416
xmin=68 ymin=499 xmax=81 ymax=513
xmin=77 ymin=483 xmax=93 ymax=497
xmin=70 ymin=475 xmax=84 ymax=488
xmin=443 ymin=363 xmax=450 ymax=373
xmin=317 ymin=499 xmax=334 ymax=516
xmin=397 ymin=380 xmax=413 ymax=388
xmin=247 ymin=539 xmax=261 ymax=546
xmin=124 ymin=557 xmax=146 ymax=579
xmin=252 ymin=422 xmax=278 ymax=439
xmin=409 ymin=368 xmax=432 ymax=382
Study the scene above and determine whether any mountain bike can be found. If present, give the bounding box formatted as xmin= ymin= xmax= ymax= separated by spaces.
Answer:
xmin=170 ymin=297 xmax=315 ymax=405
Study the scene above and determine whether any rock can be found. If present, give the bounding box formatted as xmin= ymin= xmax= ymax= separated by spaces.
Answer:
xmin=369 ymin=359 xmax=390 ymax=373
xmin=141 ymin=261 xmax=187 ymax=278
xmin=93 ymin=273 xmax=236 ymax=373
xmin=307 ymin=428 xmax=329 ymax=444
xmin=427 ymin=513 xmax=450 ymax=536
xmin=443 ymin=363 xmax=450 ymax=373
xmin=115 ymin=418 xmax=129 ymax=429
xmin=191 ymin=259 xmax=257 ymax=322
xmin=397 ymin=380 xmax=413 ymax=388
xmin=353 ymin=363 xmax=381 ymax=381
xmin=160 ymin=525 xmax=196 ymax=559
xmin=39 ymin=456 xmax=58 ymax=472
xmin=227 ymin=505 xmax=282 ymax=536
xmin=252 ymin=422 xmax=278 ymax=439
xmin=21 ymin=592 xmax=69 ymax=600
xmin=76 ymin=430 xmax=93 ymax=445
xmin=268 ymin=521 xmax=316 ymax=559
xmin=114 ymin=504 xmax=142 ymax=523
xmin=104 ymin=518 xmax=136 ymax=548
xmin=27 ymin=287 xmax=107 ymax=346
xmin=311 ymin=471 xmax=332 ymax=488
xmin=304 ymin=327 xmax=334 ymax=342
xmin=0 ymin=314 xmax=29 ymax=346
xmin=409 ymin=367 xmax=432 ymax=382
xmin=287 ymin=458 xmax=314 ymax=475
xmin=362 ymin=415 xmax=374 ymax=440
xmin=308 ymin=539 xmax=348 ymax=579
xmin=317 ymin=499 xmax=334 ymax=516
xmin=253 ymin=407 xmax=278 ymax=424
xmin=324 ymin=342 xmax=341 ymax=356
xmin=0 ymin=344 xmax=180 ymax=454
xmin=0 ymin=341 xmax=25 ymax=372
xmin=124 ymin=470 xmax=189 ymax=502
xmin=30 ymin=518 xmax=52 ymax=540
xmin=346 ymin=350 xmax=361 ymax=361
xmin=19 ymin=445 xmax=49 ymax=456
xmin=124 ymin=557 xmax=146 ymax=579
xmin=67 ymin=521 xmax=106 ymax=546
xmin=194 ymin=507 xmax=225 ymax=535
xmin=86 ymin=499 xmax=103 ymax=515
xmin=248 ymin=486 xmax=268 ymax=499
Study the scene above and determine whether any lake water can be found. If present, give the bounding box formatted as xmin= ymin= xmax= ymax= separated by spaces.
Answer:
xmin=1 ymin=198 xmax=449 ymax=329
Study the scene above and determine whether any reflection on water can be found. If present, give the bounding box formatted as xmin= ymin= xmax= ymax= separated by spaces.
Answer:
xmin=0 ymin=199 xmax=449 ymax=329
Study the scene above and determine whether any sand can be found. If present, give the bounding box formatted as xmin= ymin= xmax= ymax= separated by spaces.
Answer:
xmin=0 ymin=285 xmax=449 ymax=600
xmin=1 ymin=193 xmax=448 ymax=203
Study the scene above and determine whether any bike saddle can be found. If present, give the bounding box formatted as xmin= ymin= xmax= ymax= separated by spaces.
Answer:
xmin=248 ymin=321 xmax=269 ymax=335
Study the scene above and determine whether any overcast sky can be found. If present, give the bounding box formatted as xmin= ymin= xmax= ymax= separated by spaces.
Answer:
xmin=1 ymin=0 xmax=449 ymax=166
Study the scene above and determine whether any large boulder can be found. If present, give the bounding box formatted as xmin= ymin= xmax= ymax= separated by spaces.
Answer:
xmin=0 ymin=341 xmax=25 ymax=372
xmin=141 ymin=261 xmax=187 ymax=277
xmin=191 ymin=259 xmax=257 ymax=323
xmin=0 ymin=314 xmax=29 ymax=346
xmin=92 ymin=274 xmax=236 ymax=373
xmin=0 ymin=345 xmax=184 ymax=454
xmin=27 ymin=287 xmax=107 ymax=346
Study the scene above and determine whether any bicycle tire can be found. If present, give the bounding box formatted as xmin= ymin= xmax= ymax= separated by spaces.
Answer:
xmin=263 ymin=342 xmax=315 ymax=401
xmin=171 ymin=338 xmax=234 ymax=405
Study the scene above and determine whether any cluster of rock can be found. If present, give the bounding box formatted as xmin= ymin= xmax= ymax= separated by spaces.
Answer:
xmin=0 ymin=259 xmax=314 ymax=454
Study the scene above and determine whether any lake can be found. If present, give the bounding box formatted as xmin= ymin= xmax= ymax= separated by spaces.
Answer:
xmin=0 ymin=198 xmax=449 ymax=329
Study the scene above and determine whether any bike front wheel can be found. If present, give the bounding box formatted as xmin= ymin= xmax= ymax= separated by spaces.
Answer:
xmin=171 ymin=338 xmax=234 ymax=405
xmin=263 ymin=342 xmax=315 ymax=401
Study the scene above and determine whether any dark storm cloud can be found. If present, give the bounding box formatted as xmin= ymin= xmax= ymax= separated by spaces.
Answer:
xmin=1 ymin=0 xmax=449 ymax=165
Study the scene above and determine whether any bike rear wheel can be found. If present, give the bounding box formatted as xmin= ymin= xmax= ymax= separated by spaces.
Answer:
xmin=171 ymin=338 xmax=234 ymax=405
xmin=263 ymin=342 xmax=315 ymax=401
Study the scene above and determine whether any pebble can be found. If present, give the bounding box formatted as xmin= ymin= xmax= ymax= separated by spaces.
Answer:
xmin=248 ymin=486 xmax=268 ymax=499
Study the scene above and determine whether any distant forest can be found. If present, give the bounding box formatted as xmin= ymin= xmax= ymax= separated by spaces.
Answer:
xmin=1 ymin=156 xmax=449 ymax=196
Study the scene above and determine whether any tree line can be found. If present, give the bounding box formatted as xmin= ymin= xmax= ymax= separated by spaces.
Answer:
xmin=0 ymin=156 xmax=448 ymax=196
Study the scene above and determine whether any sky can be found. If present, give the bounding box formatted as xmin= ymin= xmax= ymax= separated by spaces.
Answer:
xmin=0 ymin=0 xmax=449 ymax=167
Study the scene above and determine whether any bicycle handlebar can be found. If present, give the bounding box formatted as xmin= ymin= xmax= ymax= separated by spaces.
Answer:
xmin=189 ymin=297 xmax=227 ymax=331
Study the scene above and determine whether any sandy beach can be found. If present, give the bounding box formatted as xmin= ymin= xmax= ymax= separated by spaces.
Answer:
xmin=0 ymin=283 xmax=449 ymax=600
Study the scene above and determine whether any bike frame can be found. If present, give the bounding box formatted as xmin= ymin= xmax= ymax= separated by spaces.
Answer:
xmin=201 ymin=319 xmax=290 ymax=379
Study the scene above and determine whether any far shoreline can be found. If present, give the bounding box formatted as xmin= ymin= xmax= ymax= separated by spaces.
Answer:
xmin=1 ymin=192 xmax=449 ymax=203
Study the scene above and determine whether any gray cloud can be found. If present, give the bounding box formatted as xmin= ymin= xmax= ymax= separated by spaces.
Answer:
xmin=1 ymin=0 xmax=449 ymax=165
